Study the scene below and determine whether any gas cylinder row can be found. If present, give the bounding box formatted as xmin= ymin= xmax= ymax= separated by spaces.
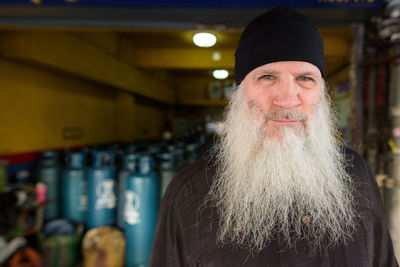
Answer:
xmin=35 ymin=142 xmax=203 ymax=266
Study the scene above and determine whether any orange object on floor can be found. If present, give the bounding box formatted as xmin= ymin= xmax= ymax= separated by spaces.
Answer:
xmin=7 ymin=247 xmax=43 ymax=267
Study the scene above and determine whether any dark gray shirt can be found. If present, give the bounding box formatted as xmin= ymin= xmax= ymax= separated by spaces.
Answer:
xmin=149 ymin=148 xmax=398 ymax=267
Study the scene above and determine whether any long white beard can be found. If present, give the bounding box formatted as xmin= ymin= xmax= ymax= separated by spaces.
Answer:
xmin=208 ymin=84 xmax=357 ymax=252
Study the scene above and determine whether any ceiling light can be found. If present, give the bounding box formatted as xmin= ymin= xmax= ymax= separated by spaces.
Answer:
xmin=193 ymin=32 xmax=217 ymax=48
xmin=212 ymin=51 xmax=221 ymax=61
xmin=213 ymin=69 xmax=229 ymax=79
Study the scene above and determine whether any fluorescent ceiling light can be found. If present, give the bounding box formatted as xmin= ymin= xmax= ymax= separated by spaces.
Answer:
xmin=193 ymin=32 xmax=217 ymax=48
xmin=213 ymin=69 xmax=229 ymax=79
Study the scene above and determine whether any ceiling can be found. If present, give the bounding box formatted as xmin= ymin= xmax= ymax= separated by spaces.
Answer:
xmin=118 ymin=27 xmax=354 ymax=80
xmin=0 ymin=6 xmax=382 ymax=28
xmin=0 ymin=5 xmax=384 ymax=82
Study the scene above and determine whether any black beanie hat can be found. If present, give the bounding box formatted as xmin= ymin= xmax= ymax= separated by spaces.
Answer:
xmin=235 ymin=6 xmax=324 ymax=85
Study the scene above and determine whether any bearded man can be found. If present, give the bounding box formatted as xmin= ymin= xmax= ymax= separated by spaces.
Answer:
xmin=149 ymin=7 xmax=398 ymax=267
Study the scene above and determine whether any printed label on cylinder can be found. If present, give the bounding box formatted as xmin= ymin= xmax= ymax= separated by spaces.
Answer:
xmin=124 ymin=190 xmax=140 ymax=225
xmin=95 ymin=179 xmax=116 ymax=210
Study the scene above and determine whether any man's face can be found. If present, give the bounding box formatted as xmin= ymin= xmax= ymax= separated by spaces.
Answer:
xmin=241 ymin=61 xmax=323 ymax=138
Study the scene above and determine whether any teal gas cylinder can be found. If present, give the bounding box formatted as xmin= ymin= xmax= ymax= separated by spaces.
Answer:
xmin=37 ymin=151 xmax=61 ymax=221
xmin=86 ymin=151 xmax=117 ymax=229
xmin=62 ymin=151 xmax=87 ymax=224
xmin=117 ymin=153 xmax=137 ymax=230
xmin=148 ymin=144 xmax=162 ymax=156
xmin=124 ymin=155 xmax=160 ymax=267
xmin=186 ymin=143 xmax=201 ymax=164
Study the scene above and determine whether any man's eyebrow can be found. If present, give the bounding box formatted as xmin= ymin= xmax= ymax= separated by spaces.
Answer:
xmin=296 ymin=71 xmax=320 ymax=78
xmin=252 ymin=69 xmax=280 ymax=76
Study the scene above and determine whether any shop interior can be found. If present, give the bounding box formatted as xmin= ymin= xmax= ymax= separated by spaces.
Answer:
xmin=0 ymin=1 xmax=399 ymax=266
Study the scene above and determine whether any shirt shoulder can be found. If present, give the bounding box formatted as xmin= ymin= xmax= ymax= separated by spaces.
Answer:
xmin=342 ymin=147 xmax=383 ymax=217
xmin=342 ymin=146 xmax=373 ymax=182
xmin=161 ymin=152 xmax=216 ymax=214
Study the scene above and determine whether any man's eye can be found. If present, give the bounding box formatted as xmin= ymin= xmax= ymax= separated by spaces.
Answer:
xmin=261 ymin=75 xmax=274 ymax=80
xmin=298 ymin=76 xmax=312 ymax=81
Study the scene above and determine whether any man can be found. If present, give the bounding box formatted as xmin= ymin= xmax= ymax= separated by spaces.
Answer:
xmin=149 ymin=7 xmax=398 ymax=266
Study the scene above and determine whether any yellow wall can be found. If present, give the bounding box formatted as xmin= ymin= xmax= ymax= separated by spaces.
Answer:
xmin=327 ymin=65 xmax=350 ymax=89
xmin=116 ymin=91 xmax=135 ymax=143
xmin=0 ymin=31 xmax=175 ymax=104
xmin=114 ymin=90 xmax=172 ymax=142
xmin=176 ymin=76 xmax=209 ymax=102
xmin=0 ymin=58 xmax=168 ymax=155
xmin=0 ymin=59 xmax=117 ymax=154
xmin=133 ymin=99 xmax=169 ymax=140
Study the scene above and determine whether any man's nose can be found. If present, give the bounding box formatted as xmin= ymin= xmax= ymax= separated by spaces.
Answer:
xmin=272 ymin=79 xmax=301 ymax=108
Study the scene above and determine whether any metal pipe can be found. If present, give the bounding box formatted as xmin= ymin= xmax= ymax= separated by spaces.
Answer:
xmin=385 ymin=44 xmax=400 ymax=260
xmin=366 ymin=49 xmax=378 ymax=174
xmin=349 ymin=24 xmax=365 ymax=152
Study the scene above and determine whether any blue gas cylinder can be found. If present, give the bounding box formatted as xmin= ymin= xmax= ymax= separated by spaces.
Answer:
xmin=86 ymin=151 xmax=117 ymax=229
xmin=117 ymin=153 xmax=137 ymax=230
xmin=62 ymin=151 xmax=87 ymax=224
xmin=124 ymin=155 xmax=160 ymax=267
xmin=37 ymin=151 xmax=61 ymax=221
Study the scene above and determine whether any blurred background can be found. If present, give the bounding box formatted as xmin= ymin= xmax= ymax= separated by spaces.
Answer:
xmin=0 ymin=0 xmax=400 ymax=266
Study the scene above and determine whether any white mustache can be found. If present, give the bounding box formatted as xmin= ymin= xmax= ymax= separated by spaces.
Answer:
xmin=263 ymin=109 xmax=308 ymax=121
